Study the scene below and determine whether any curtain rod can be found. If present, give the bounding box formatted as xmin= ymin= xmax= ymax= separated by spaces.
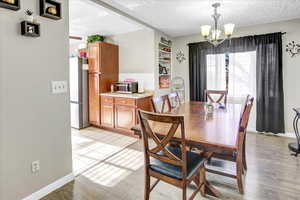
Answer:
xmin=187 ymin=32 xmax=287 ymax=46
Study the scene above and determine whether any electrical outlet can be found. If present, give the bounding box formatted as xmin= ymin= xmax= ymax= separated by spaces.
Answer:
xmin=31 ymin=160 xmax=40 ymax=173
xmin=51 ymin=81 xmax=68 ymax=94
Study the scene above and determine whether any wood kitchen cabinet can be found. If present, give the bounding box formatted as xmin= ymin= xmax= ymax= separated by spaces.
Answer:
xmin=100 ymin=94 xmax=152 ymax=137
xmin=89 ymin=73 xmax=100 ymax=126
xmin=88 ymin=42 xmax=119 ymax=126
xmin=88 ymin=43 xmax=100 ymax=73
xmin=100 ymin=96 xmax=114 ymax=128
xmin=115 ymin=102 xmax=136 ymax=132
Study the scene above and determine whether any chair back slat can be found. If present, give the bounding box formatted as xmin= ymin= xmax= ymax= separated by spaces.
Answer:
xmin=138 ymin=110 xmax=186 ymax=168
xmin=240 ymin=95 xmax=250 ymax=120
xmin=205 ymin=90 xmax=228 ymax=105
xmin=240 ymin=97 xmax=254 ymax=131
xmin=151 ymin=95 xmax=171 ymax=113
xmin=167 ymin=92 xmax=181 ymax=110
xmin=236 ymin=97 xmax=254 ymax=149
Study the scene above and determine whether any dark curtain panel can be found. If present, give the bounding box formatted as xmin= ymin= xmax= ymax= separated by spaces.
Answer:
xmin=189 ymin=44 xmax=207 ymax=101
xmin=188 ymin=32 xmax=285 ymax=133
xmin=255 ymin=33 xmax=285 ymax=133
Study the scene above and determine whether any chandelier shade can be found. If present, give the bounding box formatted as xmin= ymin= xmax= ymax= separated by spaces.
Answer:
xmin=224 ymin=23 xmax=235 ymax=36
xmin=201 ymin=25 xmax=211 ymax=37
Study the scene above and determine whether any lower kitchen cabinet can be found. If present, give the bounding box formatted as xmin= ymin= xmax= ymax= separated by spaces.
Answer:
xmin=115 ymin=104 xmax=136 ymax=132
xmin=100 ymin=94 xmax=152 ymax=137
xmin=101 ymin=103 xmax=114 ymax=128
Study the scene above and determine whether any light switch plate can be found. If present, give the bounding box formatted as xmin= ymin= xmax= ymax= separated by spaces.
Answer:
xmin=51 ymin=81 xmax=68 ymax=94
xmin=31 ymin=160 xmax=40 ymax=173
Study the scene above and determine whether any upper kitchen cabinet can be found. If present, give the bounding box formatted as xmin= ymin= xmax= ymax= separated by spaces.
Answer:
xmin=88 ymin=42 xmax=119 ymax=75
xmin=88 ymin=43 xmax=100 ymax=73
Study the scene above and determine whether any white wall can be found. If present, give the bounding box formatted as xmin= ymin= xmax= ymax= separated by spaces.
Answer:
xmin=107 ymin=29 xmax=156 ymax=91
xmin=0 ymin=1 xmax=72 ymax=199
xmin=107 ymin=29 xmax=155 ymax=73
xmin=107 ymin=29 xmax=173 ymax=94
xmin=172 ymin=19 xmax=300 ymax=133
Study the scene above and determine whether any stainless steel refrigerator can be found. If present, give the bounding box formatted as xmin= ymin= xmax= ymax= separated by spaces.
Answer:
xmin=70 ymin=57 xmax=89 ymax=129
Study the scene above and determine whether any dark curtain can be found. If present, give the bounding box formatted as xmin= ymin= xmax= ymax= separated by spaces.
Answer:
xmin=188 ymin=32 xmax=285 ymax=133
xmin=189 ymin=44 xmax=207 ymax=101
xmin=255 ymin=33 xmax=285 ymax=133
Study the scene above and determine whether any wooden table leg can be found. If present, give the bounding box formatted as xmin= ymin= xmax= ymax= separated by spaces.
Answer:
xmin=194 ymin=166 xmax=220 ymax=198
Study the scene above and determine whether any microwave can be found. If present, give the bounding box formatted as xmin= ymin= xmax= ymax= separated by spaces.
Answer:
xmin=114 ymin=82 xmax=138 ymax=94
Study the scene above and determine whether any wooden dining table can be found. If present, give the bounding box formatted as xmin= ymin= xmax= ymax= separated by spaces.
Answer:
xmin=131 ymin=101 xmax=243 ymax=197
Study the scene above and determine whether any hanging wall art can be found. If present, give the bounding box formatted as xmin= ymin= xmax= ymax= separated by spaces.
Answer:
xmin=286 ymin=41 xmax=300 ymax=57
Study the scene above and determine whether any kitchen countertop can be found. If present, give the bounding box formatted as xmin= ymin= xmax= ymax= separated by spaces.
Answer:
xmin=100 ymin=92 xmax=153 ymax=99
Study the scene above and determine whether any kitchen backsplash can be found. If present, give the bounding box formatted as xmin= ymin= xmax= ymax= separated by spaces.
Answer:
xmin=119 ymin=73 xmax=155 ymax=92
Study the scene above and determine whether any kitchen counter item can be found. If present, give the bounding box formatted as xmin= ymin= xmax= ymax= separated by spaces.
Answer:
xmin=100 ymin=92 xmax=153 ymax=99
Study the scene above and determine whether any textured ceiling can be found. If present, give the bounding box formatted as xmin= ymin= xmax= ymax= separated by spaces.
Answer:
xmin=100 ymin=0 xmax=300 ymax=37
xmin=69 ymin=0 xmax=144 ymax=37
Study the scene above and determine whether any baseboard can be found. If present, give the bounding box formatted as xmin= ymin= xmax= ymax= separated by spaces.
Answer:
xmin=22 ymin=173 xmax=74 ymax=200
xmin=247 ymin=128 xmax=296 ymax=138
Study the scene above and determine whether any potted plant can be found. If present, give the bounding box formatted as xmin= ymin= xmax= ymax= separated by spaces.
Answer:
xmin=87 ymin=35 xmax=105 ymax=44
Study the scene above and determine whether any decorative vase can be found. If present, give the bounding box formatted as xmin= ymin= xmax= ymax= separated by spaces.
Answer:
xmin=25 ymin=15 xmax=34 ymax=23
xmin=205 ymin=103 xmax=214 ymax=114
xmin=33 ymin=15 xmax=38 ymax=24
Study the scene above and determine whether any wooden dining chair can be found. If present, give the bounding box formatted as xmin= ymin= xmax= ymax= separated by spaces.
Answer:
xmin=151 ymin=95 xmax=171 ymax=113
xmin=167 ymin=92 xmax=181 ymax=111
xmin=205 ymin=90 xmax=228 ymax=105
xmin=240 ymin=95 xmax=250 ymax=170
xmin=206 ymin=97 xmax=254 ymax=194
xmin=138 ymin=110 xmax=209 ymax=200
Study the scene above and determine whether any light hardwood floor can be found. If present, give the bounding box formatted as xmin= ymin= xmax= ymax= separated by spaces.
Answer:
xmin=43 ymin=132 xmax=300 ymax=200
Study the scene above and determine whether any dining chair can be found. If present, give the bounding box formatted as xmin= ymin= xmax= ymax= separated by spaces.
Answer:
xmin=206 ymin=97 xmax=254 ymax=194
xmin=151 ymin=95 xmax=171 ymax=113
xmin=205 ymin=90 xmax=228 ymax=106
xmin=138 ymin=110 xmax=209 ymax=200
xmin=167 ymin=92 xmax=181 ymax=110
xmin=240 ymin=95 xmax=250 ymax=170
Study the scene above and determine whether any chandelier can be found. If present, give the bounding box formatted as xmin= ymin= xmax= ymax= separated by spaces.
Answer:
xmin=201 ymin=3 xmax=235 ymax=47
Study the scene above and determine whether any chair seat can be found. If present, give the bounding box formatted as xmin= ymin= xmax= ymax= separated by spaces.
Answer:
xmin=213 ymin=150 xmax=237 ymax=160
xmin=149 ymin=146 xmax=207 ymax=180
xmin=288 ymin=142 xmax=300 ymax=153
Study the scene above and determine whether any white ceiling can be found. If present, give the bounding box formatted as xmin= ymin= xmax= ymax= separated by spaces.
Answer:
xmin=100 ymin=0 xmax=300 ymax=37
xmin=69 ymin=0 xmax=144 ymax=38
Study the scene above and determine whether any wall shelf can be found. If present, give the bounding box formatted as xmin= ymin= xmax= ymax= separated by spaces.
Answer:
xmin=40 ymin=0 xmax=62 ymax=20
xmin=21 ymin=21 xmax=40 ymax=37
xmin=0 ymin=0 xmax=20 ymax=10
xmin=158 ymin=37 xmax=172 ymax=89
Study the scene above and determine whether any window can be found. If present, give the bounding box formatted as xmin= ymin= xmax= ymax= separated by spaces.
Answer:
xmin=206 ymin=51 xmax=256 ymax=103
xmin=207 ymin=53 xmax=226 ymax=91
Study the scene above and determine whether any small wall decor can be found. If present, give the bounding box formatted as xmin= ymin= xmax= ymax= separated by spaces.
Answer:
xmin=40 ymin=0 xmax=62 ymax=20
xmin=21 ymin=21 xmax=40 ymax=37
xmin=286 ymin=41 xmax=300 ymax=57
xmin=176 ymin=50 xmax=186 ymax=63
xmin=0 ymin=0 xmax=20 ymax=10
xmin=24 ymin=9 xmax=34 ymax=22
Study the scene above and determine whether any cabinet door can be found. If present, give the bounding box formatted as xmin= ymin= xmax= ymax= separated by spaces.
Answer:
xmin=88 ymin=73 xmax=100 ymax=126
xmin=88 ymin=43 xmax=100 ymax=73
xmin=115 ymin=104 xmax=136 ymax=131
xmin=101 ymin=97 xmax=114 ymax=128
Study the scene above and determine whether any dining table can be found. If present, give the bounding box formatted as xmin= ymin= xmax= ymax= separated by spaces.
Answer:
xmin=131 ymin=101 xmax=243 ymax=197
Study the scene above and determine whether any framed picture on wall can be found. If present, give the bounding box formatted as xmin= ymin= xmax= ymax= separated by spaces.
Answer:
xmin=159 ymin=75 xmax=170 ymax=89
